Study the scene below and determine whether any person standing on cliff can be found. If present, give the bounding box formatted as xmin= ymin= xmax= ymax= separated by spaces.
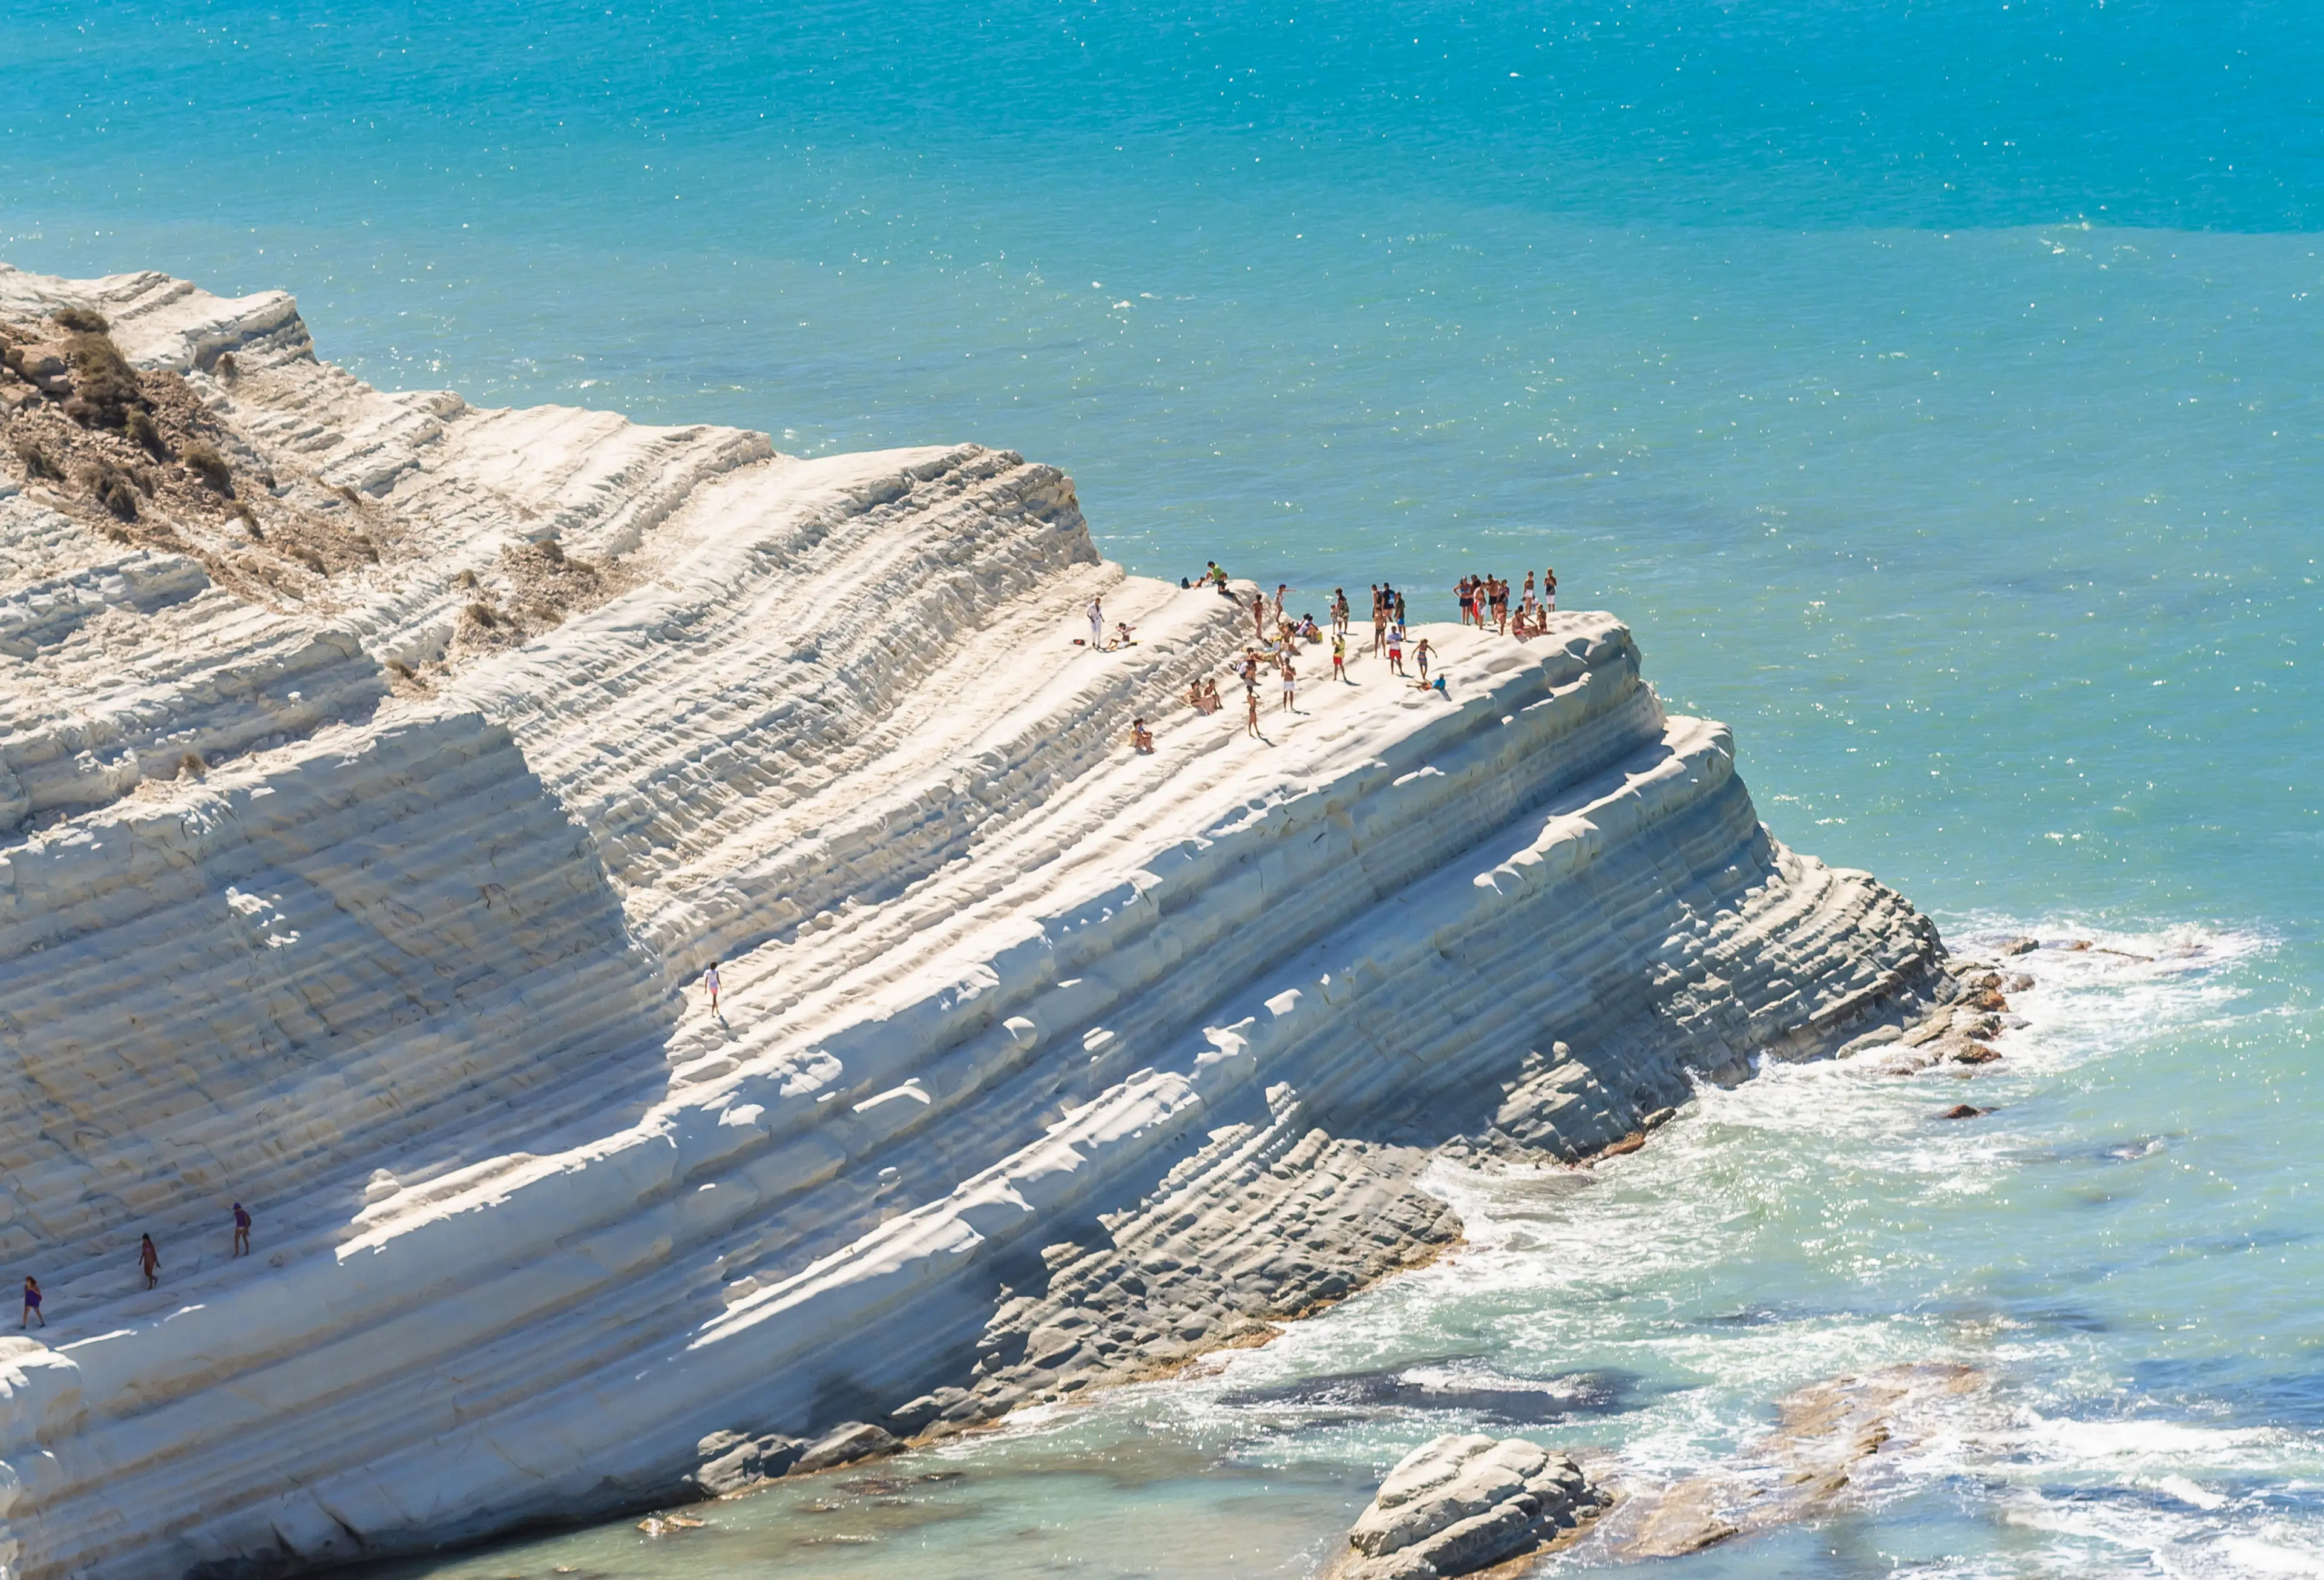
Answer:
xmin=1393 ymin=587 xmax=1407 ymax=625
xmin=1250 ymin=591 xmax=1267 ymax=640
xmin=1087 ymin=597 xmax=1104 ymax=647
xmin=1372 ymin=588 xmax=1388 ymax=656
xmin=231 ymin=1202 xmax=252 ymax=1258
xmin=1280 ymin=656 xmax=1299 ymax=714
xmin=704 ymin=961 xmax=721 ymax=1015
xmin=1414 ymin=636 xmax=1433 ymax=683
xmin=21 ymin=1277 xmax=41 ymax=1328
xmin=139 ymin=1234 xmax=160 ymax=1290
xmin=1543 ymin=567 xmax=1557 ymax=611
xmin=1332 ymin=588 xmax=1350 ymax=636
xmin=1331 ymin=630 xmax=1347 ymax=682
xmin=1387 ymin=624 xmax=1405 ymax=677
xmin=1245 ymin=685 xmax=1261 ymax=739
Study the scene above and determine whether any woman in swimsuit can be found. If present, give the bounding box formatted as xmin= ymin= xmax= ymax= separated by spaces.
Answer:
xmin=21 ymin=1277 xmax=41 ymax=1328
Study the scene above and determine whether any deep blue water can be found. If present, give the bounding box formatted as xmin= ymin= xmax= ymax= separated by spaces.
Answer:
xmin=6 ymin=2 xmax=2322 ymax=1574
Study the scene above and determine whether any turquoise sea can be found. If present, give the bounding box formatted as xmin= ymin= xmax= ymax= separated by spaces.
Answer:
xmin=7 ymin=1 xmax=2322 ymax=1573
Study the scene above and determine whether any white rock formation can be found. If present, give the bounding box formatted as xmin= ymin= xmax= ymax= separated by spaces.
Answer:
xmin=1339 ymin=1434 xmax=1604 ymax=1579
xmin=0 ymin=263 xmax=1948 ymax=1579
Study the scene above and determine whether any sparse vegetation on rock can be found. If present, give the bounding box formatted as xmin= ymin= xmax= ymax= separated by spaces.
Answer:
xmin=10 ymin=434 xmax=62 ymax=481
xmin=63 ymin=331 xmax=145 ymax=427
xmin=182 ymin=441 xmax=233 ymax=493
xmin=126 ymin=407 xmax=169 ymax=456
xmin=78 ymin=459 xmax=141 ymax=521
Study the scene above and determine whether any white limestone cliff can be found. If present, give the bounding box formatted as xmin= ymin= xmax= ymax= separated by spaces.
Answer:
xmin=0 ymin=263 xmax=1948 ymax=1579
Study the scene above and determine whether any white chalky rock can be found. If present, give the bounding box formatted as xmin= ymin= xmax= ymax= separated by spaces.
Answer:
xmin=1343 ymin=1435 xmax=1600 ymax=1579
xmin=0 ymin=263 xmax=1945 ymax=1579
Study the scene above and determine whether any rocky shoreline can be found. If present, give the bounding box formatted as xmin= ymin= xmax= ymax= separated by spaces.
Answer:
xmin=677 ymin=945 xmax=2021 ymax=1505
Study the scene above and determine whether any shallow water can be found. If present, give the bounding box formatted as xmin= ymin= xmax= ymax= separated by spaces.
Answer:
xmin=7 ymin=1 xmax=2321 ymax=1573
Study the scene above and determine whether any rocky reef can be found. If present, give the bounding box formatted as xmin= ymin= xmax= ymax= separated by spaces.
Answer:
xmin=0 ymin=263 xmax=1949 ymax=1579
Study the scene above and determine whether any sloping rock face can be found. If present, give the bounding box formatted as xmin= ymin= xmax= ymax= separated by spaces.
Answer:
xmin=0 ymin=263 xmax=1946 ymax=1579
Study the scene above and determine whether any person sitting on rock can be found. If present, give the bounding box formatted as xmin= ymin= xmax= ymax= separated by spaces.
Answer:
xmin=1200 ymin=678 xmax=1222 ymax=714
xmin=1129 ymin=717 xmax=1155 ymax=754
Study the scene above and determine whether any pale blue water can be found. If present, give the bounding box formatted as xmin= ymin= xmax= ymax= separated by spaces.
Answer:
xmin=7 ymin=2 xmax=2322 ymax=1574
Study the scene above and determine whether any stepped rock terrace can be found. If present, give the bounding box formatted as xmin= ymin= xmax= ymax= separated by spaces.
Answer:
xmin=0 ymin=263 xmax=1948 ymax=1579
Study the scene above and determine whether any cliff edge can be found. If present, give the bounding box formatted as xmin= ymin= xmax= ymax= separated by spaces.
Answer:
xmin=0 ymin=263 xmax=1947 ymax=1579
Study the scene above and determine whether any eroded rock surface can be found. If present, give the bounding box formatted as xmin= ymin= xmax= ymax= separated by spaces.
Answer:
xmin=1335 ymin=1434 xmax=1607 ymax=1579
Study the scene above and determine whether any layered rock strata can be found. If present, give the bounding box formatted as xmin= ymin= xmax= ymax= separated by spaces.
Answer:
xmin=1335 ymin=1434 xmax=1607 ymax=1579
xmin=0 ymin=263 xmax=1947 ymax=1579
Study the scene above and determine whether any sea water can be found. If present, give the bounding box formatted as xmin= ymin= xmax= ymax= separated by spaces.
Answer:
xmin=5 ymin=1 xmax=2320 ymax=1573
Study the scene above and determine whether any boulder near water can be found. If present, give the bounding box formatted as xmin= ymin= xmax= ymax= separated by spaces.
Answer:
xmin=1337 ymin=1434 xmax=1606 ymax=1579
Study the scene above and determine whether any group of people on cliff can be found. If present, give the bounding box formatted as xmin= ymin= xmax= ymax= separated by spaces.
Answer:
xmin=1459 ymin=568 xmax=1558 ymax=637
xmin=1147 ymin=564 xmax=1558 ymax=752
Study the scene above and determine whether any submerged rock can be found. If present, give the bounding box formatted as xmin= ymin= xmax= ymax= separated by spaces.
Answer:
xmin=1336 ymin=1434 xmax=1605 ymax=1579
xmin=1604 ymin=1362 xmax=1983 ymax=1559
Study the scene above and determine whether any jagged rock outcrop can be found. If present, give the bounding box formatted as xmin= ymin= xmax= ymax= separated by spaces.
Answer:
xmin=0 ymin=263 xmax=1947 ymax=1579
xmin=1334 ymin=1434 xmax=1607 ymax=1579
